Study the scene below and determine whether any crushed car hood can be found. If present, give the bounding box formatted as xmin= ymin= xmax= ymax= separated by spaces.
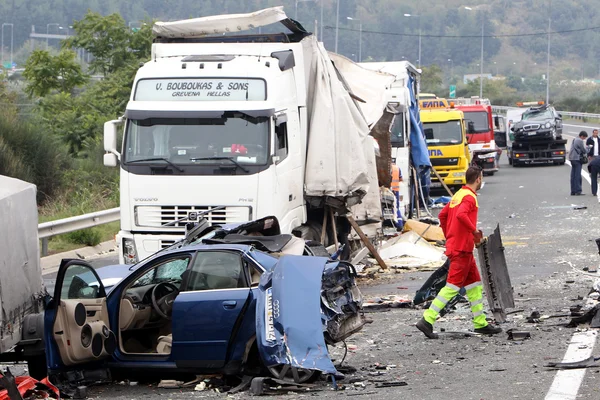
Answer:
xmin=256 ymin=255 xmax=364 ymax=375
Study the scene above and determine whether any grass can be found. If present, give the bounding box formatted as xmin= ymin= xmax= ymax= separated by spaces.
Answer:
xmin=40 ymin=221 xmax=119 ymax=255
xmin=37 ymin=163 xmax=120 ymax=255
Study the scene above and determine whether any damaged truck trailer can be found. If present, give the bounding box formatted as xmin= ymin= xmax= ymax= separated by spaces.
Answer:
xmin=0 ymin=175 xmax=47 ymax=379
xmin=103 ymin=6 xmax=407 ymax=264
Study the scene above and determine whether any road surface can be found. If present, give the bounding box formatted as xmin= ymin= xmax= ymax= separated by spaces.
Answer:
xmin=62 ymin=151 xmax=600 ymax=399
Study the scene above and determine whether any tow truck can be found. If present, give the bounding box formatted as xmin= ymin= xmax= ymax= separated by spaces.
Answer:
xmin=507 ymin=102 xmax=566 ymax=166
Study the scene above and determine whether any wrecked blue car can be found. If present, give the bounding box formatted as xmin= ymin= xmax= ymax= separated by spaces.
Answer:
xmin=44 ymin=241 xmax=364 ymax=389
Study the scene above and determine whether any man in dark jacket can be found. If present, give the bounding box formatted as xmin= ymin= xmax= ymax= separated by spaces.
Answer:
xmin=588 ymin=155 xmax=600 ymax=199
xmin=569 ymin=131 xmax=588 ymax=195
xmin=587 ymin=129 xmax=599 ymax=161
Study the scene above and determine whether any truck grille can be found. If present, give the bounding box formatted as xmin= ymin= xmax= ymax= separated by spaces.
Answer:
xmin=135 ymin=205 xmax=251 ymax=228
xmin=431 ymin=158 xmax=459 ymax=166
xmin=523 ymin=124 xmax=541 ymax=131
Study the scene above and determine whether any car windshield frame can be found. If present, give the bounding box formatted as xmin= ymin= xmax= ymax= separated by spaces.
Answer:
xmin=463 ymin=111 xmax=490 ymax=133
xmin=522 ymin=108 xmax=554 ymax=121
xmin=423 ymin=120 xmax=463 ymax=146
xmin=121 ymin=112 xmax=271 ymax=175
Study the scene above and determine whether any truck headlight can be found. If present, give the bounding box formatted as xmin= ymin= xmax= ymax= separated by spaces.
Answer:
xmin=545 ymin=122 xmax=551 ymax=129
xmin=123 ymin=238 xmax=138 ymax=264
xmin=453 ymin=172 xmax=465 ymax=177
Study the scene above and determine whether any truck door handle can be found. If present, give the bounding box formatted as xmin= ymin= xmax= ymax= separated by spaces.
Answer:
xmin=223 ymin=300 xmax=237 ymax=309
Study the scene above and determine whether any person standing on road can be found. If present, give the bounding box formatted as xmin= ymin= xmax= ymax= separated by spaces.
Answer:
xmin=587 ymin=129 xmax=600 ymax=161
xmin=569 ymin=131 xmax=588 ymax=196
xmin=416 ymin=166 xmax=502 ymax=339
xmin=588 ymin=156 xmax=600 ymax=200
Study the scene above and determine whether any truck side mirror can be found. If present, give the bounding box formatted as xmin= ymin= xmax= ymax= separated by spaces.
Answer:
xmin=467 ymin=121 xmax=475 ymax=133
xmin=104 ymin=153 xmax=118 ymax=167
xmin=494 ymin=116 xmax=500 ymax=129
xmin=104 ymin=119 xmax=122 ymax=167
xmin=275 ymin=113 xmax=288 ymax=126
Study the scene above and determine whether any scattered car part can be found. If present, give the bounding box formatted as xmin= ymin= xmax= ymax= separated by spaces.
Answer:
xmin=476 ymin=224 xmax=514 ymax=323
xmin=546 ymin=355 xmax=600 ymax=370
xmin=507 ymin=329 xmax=531 ymax=341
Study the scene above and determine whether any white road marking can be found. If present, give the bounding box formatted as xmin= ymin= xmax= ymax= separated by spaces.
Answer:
xmin=545 ymin=330 xmax=598 ymax=400
xmin=564 ymin=123 xmax=599 ymax=130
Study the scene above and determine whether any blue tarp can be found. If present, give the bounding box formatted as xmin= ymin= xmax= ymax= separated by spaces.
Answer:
xmin=256 ymin=255 xmax=337 ymax=375
xmin=408 ymin=75 xmax=431 ymax=169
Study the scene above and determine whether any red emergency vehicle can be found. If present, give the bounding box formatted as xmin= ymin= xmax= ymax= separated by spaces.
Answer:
xmin=455 ymin=98 xmax=500 ymax=175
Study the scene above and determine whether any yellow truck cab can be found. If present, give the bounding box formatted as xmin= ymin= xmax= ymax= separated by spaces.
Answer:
xmin=419 ymin=99 xmax=471 ymax=192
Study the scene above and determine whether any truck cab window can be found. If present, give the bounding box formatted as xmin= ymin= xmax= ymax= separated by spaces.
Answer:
xmin=390 ymin=114 xmax=405 ymax=147
xmin=275 ymin=122 xmax=288 ymax=161
xmin=462 ymin=111 xmax=489 ymax=133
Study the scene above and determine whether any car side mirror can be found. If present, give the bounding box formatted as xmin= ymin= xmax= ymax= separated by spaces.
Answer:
xmin=557 ymin=113 xmax=563 ymax=119
xmin=510 ymin=126 xmax=515 ymax=132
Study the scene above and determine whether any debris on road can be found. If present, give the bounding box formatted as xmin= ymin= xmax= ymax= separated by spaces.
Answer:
xmin=402 ymin=219 xmax=445 ymax=242
xmin=507 ymin=329 xmax=532 ymax=341
xmin=0 ymin=368 xmax=60 ymax=400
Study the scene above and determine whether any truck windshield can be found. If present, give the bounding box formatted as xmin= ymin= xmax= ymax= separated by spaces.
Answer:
xmin=522 ymin=108 xmax=553 ymax=121
xmin=123 ymin=114 xmax=269 ymax=166
xmin=463 ymin=111 xmax=490 ymax=133
xmin=423 ymin=121 xmax=463 ymax=145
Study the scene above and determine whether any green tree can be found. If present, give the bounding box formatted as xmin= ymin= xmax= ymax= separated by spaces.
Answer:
xmin=64 ymin=11 xmax=152 ymax=75
xmin=22 ymin=49 xmax=87 ymax=97
xmin=421 ymin=64 xmax=444 ymax=94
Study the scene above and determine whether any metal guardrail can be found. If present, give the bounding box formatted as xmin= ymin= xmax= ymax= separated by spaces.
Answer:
xmin=38 ymin=207 xmax=120 ymax=256
xmin=491 ymin=105 xmax=600 ymax=120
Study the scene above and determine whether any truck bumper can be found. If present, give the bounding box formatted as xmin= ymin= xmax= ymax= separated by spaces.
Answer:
xmin=430 ymin=170 xmax=466 ymax=189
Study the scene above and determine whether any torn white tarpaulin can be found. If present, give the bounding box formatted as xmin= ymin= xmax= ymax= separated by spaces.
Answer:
xmin=328 ymin=53 xmax=396 ymax=127
xmin=153 ymin=6 xmax=287 ymax=38
xmin=378 ymin=231 xmax=446 ymax=269
xmin=0 ymin=176 xmax=44 ymax=353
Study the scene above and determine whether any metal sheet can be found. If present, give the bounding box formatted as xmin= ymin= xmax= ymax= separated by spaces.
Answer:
xmin=256 ymin=255 xmax=337 ymax=374
xmin=477 ymin=224 xmax=514 ymax=323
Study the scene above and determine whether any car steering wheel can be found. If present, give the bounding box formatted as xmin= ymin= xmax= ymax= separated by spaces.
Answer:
xmin=151 ymin=282 xmax=179 ymax=320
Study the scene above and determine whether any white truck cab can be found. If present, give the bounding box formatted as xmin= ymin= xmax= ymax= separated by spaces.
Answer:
xmin=105 ymin=7 xmax=388 ymax=263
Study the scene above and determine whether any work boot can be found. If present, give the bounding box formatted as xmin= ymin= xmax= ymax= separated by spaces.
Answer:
xmin=474 ymin=324 xmax=503 ymax=335
xmin=416 ymin=318 xmax=439 ymax=339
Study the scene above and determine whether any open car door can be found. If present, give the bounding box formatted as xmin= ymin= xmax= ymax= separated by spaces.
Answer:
xmin=45 ymin=259 xmax=116 ymax=370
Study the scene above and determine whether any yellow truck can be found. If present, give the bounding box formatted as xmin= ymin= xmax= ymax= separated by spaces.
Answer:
xmin=419 ymin=100 xmax=471 ymax=192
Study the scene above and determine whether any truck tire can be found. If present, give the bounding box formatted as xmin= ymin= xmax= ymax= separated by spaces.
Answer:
xmin=26 ymin=355 xmax=47 ymax=380
xmin=293 ymin=224 xmax=320 ymax=242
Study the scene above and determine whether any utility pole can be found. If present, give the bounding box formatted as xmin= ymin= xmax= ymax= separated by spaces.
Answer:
xmin=546 ymin=3 xmax=551 ymax=104
xmin=334 ymin=0 xmax=339 ymax=53
xmin=320 ymin=0 xmax=324 ymax=41
xmin=480 ymin=13 xmax=484 ymax=99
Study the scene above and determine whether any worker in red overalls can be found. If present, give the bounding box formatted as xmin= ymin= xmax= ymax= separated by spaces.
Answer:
xmin=416 ymin=166 xmax=502 ymax=339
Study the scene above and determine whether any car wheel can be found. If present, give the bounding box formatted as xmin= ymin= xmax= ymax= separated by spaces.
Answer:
xmin=267 ymin=364 xmax=321 ymax=384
